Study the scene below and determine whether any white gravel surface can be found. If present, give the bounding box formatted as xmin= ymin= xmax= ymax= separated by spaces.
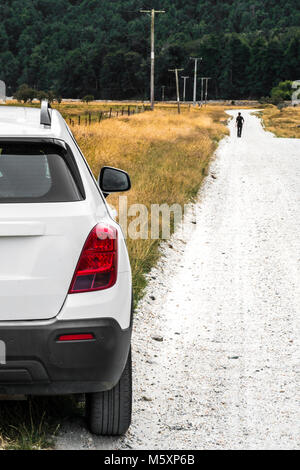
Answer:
xmin=56 ymin=110 xmax=300 ymax=450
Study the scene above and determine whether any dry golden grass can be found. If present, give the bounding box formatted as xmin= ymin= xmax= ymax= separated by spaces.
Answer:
xmin=0 ymin=98 xmax=230 ymax=301
xmin=261 ymin=105 xmax=300 ymax=138
xmin=2 ymin=99 xmax=258 ymax=123
xmin=73 ymin=106 xmax=228 ymax=301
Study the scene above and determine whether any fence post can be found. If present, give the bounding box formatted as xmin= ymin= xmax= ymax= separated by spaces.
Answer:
xmin=128 ymin=106 xmax=130 ymax=116
xmin=78 ymin=115 xmax=81 ymax=125
xmin=121 ymin=108 xmax=124 ymax=116
xmin=88 ymin=113 xmax=91 ymax=125
xmin=109 ymin=108 xmax=112 ymax=118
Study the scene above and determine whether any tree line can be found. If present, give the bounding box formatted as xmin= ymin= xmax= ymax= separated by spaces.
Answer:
xmin=0 ymin=0 xmax=299 ymax=100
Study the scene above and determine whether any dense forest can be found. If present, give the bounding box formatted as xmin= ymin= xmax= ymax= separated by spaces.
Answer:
xmin=0 ymin=0 xmax=299 ymax=100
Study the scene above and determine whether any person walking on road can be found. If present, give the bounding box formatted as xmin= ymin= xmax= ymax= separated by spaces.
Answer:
xmin=236 ymin=112 xmax=245 ymax=138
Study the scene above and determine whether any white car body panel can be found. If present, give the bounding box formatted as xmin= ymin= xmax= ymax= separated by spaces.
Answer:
xmin=0 ymin=106 xmax=132 ymax=329
xmin=58 ymin=272 xmax=132 ymax=330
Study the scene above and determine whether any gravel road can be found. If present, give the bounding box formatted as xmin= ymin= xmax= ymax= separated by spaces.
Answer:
xmin=56 ymin=110 xmax=300 ymax=450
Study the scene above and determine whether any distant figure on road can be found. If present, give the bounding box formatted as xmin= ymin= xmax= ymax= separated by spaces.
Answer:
xmin=236 ymin=112 xmax=245 ymax=138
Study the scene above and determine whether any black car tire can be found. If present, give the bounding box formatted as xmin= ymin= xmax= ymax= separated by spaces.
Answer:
xmin=86 ymin=349 xmax=132 ymax=436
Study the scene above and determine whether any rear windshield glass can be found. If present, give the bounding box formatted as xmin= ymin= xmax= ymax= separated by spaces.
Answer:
xmin=0 ymin=142 xmax=82 ymax=203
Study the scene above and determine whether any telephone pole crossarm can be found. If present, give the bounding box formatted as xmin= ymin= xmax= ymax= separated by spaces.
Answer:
xmin=140 ymin=10 xmax=165 ymax=13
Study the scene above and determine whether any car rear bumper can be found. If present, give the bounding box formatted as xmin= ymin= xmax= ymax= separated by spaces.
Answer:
xmin=0 ymin=317 xmax=131 ymax=395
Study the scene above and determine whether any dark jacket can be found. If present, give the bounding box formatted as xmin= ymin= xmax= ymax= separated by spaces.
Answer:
xmin=236 ymin=115 xmax=244 ymax=126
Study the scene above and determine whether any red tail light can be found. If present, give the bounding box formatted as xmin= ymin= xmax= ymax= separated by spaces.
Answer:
xmin=69 ymin=224 xmax=118 ymax=293
xmin=58 ymin=333 xmax=95 ymax=342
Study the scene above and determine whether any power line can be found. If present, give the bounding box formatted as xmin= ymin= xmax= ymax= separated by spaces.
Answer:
xmin=140 ymin=9 xmax=165 ymax=110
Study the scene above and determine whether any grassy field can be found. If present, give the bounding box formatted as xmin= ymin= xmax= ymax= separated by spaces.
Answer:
xmin=0 ymin=102 xmax=228 ymax=449
xmin=260 ymin=105 xmax=300 ymax=138
xmin=73 ymin=105 xmax=228 ymax=303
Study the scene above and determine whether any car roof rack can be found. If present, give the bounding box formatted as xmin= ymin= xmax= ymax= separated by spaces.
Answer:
xmin=40 ymin=100 xmax=52 ymax=127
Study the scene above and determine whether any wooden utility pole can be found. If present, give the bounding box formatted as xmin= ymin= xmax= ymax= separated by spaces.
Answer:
xmin=181 ymin=76 xmax=189 ymax=102
xmin=169 ymin=68 xmax=184 ymax=114
xmin=201 ymin=77 xmax=211 ymax=104
xmin=205 ymin=77 xmax=211 ymax=104
xmin=200 ymin=77 xmax=205 ymax=104
xmin=140 ymin=8 xmax=165 ymax=110
xmin=190 ymin=57 xmax=202 ymax=106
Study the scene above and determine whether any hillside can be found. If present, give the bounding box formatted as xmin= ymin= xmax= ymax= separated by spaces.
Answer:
xmin=0 ymin=0 xmax=299 ymax=99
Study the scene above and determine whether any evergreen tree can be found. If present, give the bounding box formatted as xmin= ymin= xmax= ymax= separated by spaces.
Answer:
xmin=0 ymin=0 xmax=298 ymax=99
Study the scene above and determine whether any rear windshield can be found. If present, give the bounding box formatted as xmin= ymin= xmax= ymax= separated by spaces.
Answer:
xmin=0 ymin=142 xmax=82 ymax=203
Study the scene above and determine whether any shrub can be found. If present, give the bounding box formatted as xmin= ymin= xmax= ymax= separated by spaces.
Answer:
xmin=36 ymin=90 xmax=48 ymax=103
xmin=82 ymin=94 xmax=94 ymax=104
xmin=14 ymin=84 xmax=36 ymax=103
xmin=271 ymin=81 xmax=293 ymax=102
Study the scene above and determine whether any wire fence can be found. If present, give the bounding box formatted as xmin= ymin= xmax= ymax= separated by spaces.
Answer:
xmin=67 ymin=105 xmax=148 ymax=126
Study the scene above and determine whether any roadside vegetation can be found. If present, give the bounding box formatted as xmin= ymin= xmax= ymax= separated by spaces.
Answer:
xmin=3 ymin=98 xmax=152 ymax=122
xmin=73 ymin=105 xmax=228 ymax=304
xmin=259 ymin=80 xmax=294 ymax=106
xmin=0 ymin=102 xmax=228 ymax=449
xmin=260 ymin=105 xmax=300 ymax=138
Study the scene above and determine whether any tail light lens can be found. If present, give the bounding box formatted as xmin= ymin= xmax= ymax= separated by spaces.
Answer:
xmin=69 ymin=224 xmax=118 ymax=293
xmin=58 ymin=333 xmax=95 ymax=342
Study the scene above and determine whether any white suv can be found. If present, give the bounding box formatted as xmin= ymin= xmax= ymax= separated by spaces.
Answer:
xmin=0 ymin=101 xmax=133 ymax=435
